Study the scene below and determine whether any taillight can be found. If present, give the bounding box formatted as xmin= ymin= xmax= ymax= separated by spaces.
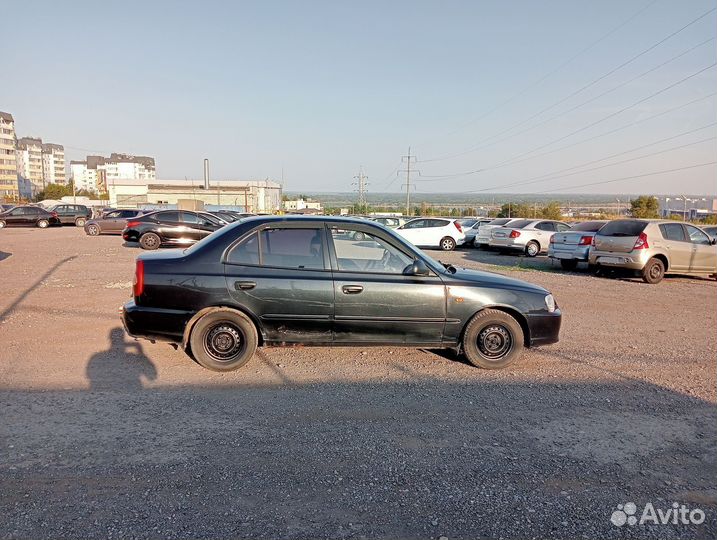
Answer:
xmin=549 ymin=235 xmax=555 ymax=243
xmin=633 ymin=232 xmax=649 ymax=250
xmin=591 ymin=236 xmax=596 ymax=247
xmin=126 ymin=220 xmax=141 ymax=228
xmin=51 ymin=211 xmax=58 ymax=217
xmin=454 ymin=221 xmax=462 ymax=232
xmin=133 ymin=260 xmax=144 ymax=297
xmin=509 ymin=230 xmax=520 ymax=238
xmin=578 ymin=235 xmax=592 ymax=246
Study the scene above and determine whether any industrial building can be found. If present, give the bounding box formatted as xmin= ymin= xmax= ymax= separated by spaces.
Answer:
xmin=108 ymin=178 xmax=282 ymax=213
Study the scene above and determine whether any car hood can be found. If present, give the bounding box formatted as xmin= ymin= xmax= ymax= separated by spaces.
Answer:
xmin=445 ymin=266 xmax=548 ymax=294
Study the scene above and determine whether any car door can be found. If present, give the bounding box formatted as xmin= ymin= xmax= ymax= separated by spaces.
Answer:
xmin=533 ymin=221 xmax=556 ymax=247
xmin=427 ymin=219 xmax=450 ymax=245
xmin=395 ymin=219 xmax=427 ymax=245
xmin=5 ymin=207 xmax=28 ymax=226
xmin=657 ymin=223 xmax=691 ymax=272
xmin=684 ymin=224 xmax=717 ymax=273
xmin=328 ymin=224 xmax=446 ymax=343
xmin=179 ymin=211 xmax=210 ymax=241
xmin=100 ymin=210 xmax=124 ymax=233
xmin=151 ymin=211 xmax=187 ymax=243
xmin=224 ymin=224 xmax=334 ymax=342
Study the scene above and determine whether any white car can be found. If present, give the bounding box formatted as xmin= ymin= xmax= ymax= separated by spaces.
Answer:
xmin=474 ymin=218 xmax=524 ymax=248
xmin=490 ymin=219 xmax=572 ymax=257
xmin=395 ymin=217 xmax=466 ymax=251
xmin=462 ymin=218 xmax=493 ymax=246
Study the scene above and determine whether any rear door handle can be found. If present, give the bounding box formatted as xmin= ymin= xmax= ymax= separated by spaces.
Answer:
xmin=342 ymin=285 xmax=364 ymax=294
xmin=235 ymin=281 xmax=256 ymax=290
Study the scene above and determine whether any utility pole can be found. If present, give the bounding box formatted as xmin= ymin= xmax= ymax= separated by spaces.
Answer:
xmin=398 ymin=147 xmax=418 ymax=216
xmin=352 ymin=166 xmax=368 ymax=210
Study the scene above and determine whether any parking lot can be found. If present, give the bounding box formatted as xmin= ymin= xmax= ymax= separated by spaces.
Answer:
xmin=1 ymin=226 xmax=715 ymax=539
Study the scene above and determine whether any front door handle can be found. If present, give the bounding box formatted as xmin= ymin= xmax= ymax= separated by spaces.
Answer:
xmin=235 ymin=280 xmax=256 ymax=290
xmin=342 ymin=284 xmax=364 ymax=294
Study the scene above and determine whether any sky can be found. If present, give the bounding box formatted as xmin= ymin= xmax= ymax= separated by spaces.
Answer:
xmin=3 ymin=0 xmax=716 ymax=195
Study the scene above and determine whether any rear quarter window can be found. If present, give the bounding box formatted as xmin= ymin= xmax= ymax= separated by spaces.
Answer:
xmin=598 ymin=220 xmax=647 ymax=237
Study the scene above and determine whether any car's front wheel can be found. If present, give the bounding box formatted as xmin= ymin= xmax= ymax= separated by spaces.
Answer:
xmin=641 ymin=257 xmax=665 ymax=284
xmin=86 ymin=224 xmax=100 ymax=236
xmin=440 ymin=236 xmax=456 ymax=251
xmin=139 ymin=232 xmax=161 ymax=250
xmin=189 ymin=309 xmax=258 ymax=371
xmin=36 ymin=219 xmax=49 ymax=228
xmin=462 ymin=309 xmax=525 ymax=369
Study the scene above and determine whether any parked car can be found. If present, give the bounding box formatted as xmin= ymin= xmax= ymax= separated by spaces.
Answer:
xmin=121 ymin=216 xmax=561 ymax=371
xmin=84 ymin=209 xmax=146 ymax=236
xmin=212 ymin=210 xmax=245 ymax=223
xmin=122 ymin=209 xmax=225 ymax=250
xmin=395 ymin=217 xmax=465 ymax=250
xmin=463 ymin=218 xmax=494 ymax=247
xmin=490 ymin=219 xmax=571 ymax=257
xmin=703 ymin=225 xmax=717 ymax=242
xmin=589 ymin=219 xmax=717 ymax=283
xmin=0 ymin=204 xmax=15 ymax=212
xmin=474 ymin=218 xmax=523 ymax=248
xmin=369 ymin=216 xmax=406 ymax=229
xmin=0 ymin=205 xmax=61 ymax=228
xmin=548 ymin=220 xmax=608 ymax=270
xmin=49 ymin=204 xmax=92 ymax=226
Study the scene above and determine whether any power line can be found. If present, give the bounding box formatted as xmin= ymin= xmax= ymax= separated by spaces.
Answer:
xmin=537 ymin=161 xmax=717 ymax=193
xmin=419 ymin=5 xmax=717 ymax=163
xmin=419 ymin=35 xmax=715 ymax=164
xmin=413 ymin=0 xmax=660 ymax=150
xmin=418 ymin=61 xmax=717 ymax=179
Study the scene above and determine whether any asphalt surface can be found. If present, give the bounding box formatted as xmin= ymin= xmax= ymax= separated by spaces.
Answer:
xmin=1 ymin=226 xmax=715 ymax=539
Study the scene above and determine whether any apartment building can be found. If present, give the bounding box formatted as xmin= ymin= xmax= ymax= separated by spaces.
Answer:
xmin=16 ymin=137 xmax=45 ymax=195
xmin=71 ymin=153 xmax=156 ymax=193
xmin=41 ymin=143 xmax=66 ymax=184
xmin=0 ymin=111 xmax=18 ymax=199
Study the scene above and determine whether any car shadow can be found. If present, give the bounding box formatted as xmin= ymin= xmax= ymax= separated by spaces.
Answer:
xmin=0 ymin=251 xmax=11 ymax=262
xmin=122 ymin=242 xmax=141 ymax=249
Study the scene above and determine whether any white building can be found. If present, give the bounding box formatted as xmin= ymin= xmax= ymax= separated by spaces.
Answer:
xmin=0 ymin=111 xmax=18 ymax=200
xmin=283 ymin=198 xmax=322 ymax=212
xmin=71 ymin=153 xmax=156 ymax=193
xmin=41 ymin=143 xmax=66 ymax=184
xmin=107 ymin=178 xmax=282 ymax=213
xmin=16 ymin=137 xmax=44 ymax=195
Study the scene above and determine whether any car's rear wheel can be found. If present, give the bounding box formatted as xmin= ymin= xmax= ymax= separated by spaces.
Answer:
xmin=139 ymin=232 xmax=161 ymax=250
xmin=86 ymin=224 xmax=100 ymax=236
xmin=36 ymin=219 xmax=49 ymax=228
xmin=462 ymin=309 xmax=525 ymax=369
xmin=525 ymin=241 xmax=540 ymax=257
xmin=641 ymin=257 xmax=665 ymax=284
xmin=440 ymin=236 xmax=456 ymax=251
xmin=189 ymin=310 xmax=258 ymax=371
xmin=560 ymin=259 xmax=578 ymax=271
xmin=0 ymin=220 xmax=5 ymax=229
xmin=75 ymin=217 xmax=86 ymax=227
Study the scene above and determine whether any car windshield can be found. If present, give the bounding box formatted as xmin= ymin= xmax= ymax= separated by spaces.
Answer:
xmin=598 ymin=220 xmax=647 ymax=237
xmin=571 ymin=221 xmax=607 ymax=232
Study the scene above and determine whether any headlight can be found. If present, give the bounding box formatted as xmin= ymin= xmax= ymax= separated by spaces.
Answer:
xmin=544 ymin=294 xmax=556 ymax=313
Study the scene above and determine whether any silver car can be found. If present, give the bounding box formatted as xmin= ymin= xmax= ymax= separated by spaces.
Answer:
xmin=490 ymin=219 xmax=571 ymax=257
xmin=588 ymin=219 xmax=717 ymax=283
xmin=462 ymin=218 xmax=493 ymax=247
xmin=474 ymin=218 xmax=523 ymax=248
xmin=548 ymin=220 xmax=608 ymax=270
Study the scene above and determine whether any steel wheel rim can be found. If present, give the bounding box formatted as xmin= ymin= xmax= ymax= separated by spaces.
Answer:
xmin=477 ymin=324 xmax=513 ymax=360
xmin=649 ymin=263 xmax=662 ymax=280
xmin=203 ymin=323 xmax=244 ymax=362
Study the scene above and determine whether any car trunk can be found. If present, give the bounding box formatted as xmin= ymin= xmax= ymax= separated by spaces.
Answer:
xmin=593 ymin=221 xmax=647 ymax=253
xmin=552 ymin=232 xmax=586 ymax=246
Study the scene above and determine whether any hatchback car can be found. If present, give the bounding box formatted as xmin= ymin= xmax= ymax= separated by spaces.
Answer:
xmin=490 ymin=219 xmax=571 ymax=257
xmin=395 ymin=217 xmax=465 ymax=250
xmin=589 ymin=219 xmax=717 ymax=283
xmin=548 ymin=220 xmax=608 ymax=270
xmin=49 ymin=204 xmax=92 ymax=226
xmin=122 ymin=216 xmax=561 ymax=371
xmin=122 ymin=209 xmax=225 ymax=249
xmin=0 ymin=205 xmax=61 ymax=228
xmin=84 ymin=209 xmax=146 ymax=236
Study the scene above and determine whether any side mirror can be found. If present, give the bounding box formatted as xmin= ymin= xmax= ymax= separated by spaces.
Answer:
xmin=404 ymin=259 xmax=430 ymax=276
xmin=711 ymin=238 xmax=716 ymax=245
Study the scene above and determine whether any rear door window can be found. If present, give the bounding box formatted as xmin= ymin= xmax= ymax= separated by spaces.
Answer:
xmin=535 ymin=221 xmax=556 ymax=231
xmin=260 ymin=228 xmax=326 ymax=270
xmin=659 ymin=223 xmax=687 ymax=242
xmin=227 ymin=232 xmax=260 ymax=265
xmin=154 ymin=211 xmax=179 ymax=223
xmin=598 ymin=220 xmax=647 ymax=237
xmin=509 ymin=219 xmax=533 ymax=229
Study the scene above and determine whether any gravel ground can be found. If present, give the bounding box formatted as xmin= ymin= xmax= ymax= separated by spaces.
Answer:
xmin=1 ymin=227 xmax=715 ymax=540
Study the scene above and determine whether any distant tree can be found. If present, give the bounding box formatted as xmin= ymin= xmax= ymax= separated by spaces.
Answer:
xmin=541 ymin=201 xmax=563 ymax=220
xmin=35 ymin=183 xmax=73 ymax=201
xmin=699 ymin=215 xmax=717 ymax=225
xmin=496 ymin=203 xmax=531 ymax=218
xmin=630 ymin=195 xmax=660 ymax=219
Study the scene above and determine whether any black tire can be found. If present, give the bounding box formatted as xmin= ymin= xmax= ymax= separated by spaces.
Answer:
xmin=139 ymin=232 xmax=161 ymax=250
xmin=354 ymin=231 xmax=366 ymax=241
xmin=75 ymin=217 xmax=86 ymax=227
xmin=641 ymin=257 xmax=665 ymax=284
xmin=189 ymin=310 xmax=258 ymax=372
xmin=560 ymin=259 xmax=578 ymax=271
xmin=440 ymin=236 xmax=456 ymax=251
xmin=36 ymin=219 xmax=49 ymax=229
xmin=86 ymin=224 xmax=100 ymax=236
xmin=525 ymin=241 xmax=540 ymax=257
xmin=462 ymin=309 xmax=525 ymax=369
